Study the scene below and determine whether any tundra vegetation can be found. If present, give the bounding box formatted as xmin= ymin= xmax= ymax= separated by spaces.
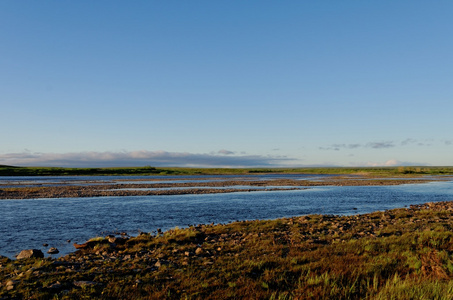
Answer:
xmin=1 ymin=165 xmax=453 ymax=176
xmin=2 ymin=201 xmax=453 ymax=299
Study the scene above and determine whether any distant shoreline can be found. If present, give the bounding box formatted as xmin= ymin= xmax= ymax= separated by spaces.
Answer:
xmin=2 ymin=165 xmax=453 ymax=177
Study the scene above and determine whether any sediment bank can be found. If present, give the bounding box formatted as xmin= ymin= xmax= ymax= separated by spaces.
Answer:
xmin=0 ymin=176 xmax=440 ymax=199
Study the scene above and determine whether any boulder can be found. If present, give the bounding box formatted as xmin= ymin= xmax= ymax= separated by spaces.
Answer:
xmin=16 ymin=249 xmax=44 ymax=259
xmin=0 ymin=255 xmax=11 ymax=263
xmin=74 ymin=238 xmax=110 ymax=249
xmin=6 ymin=280 xmax=19 ymax=291
xmin=107 ymin=235 xmax=128 ymax=245
xmin=47 ymin=247 xmax=59 ymax=254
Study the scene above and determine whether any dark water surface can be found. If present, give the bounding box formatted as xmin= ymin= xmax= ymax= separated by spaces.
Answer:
xmin=1 ymin=178 xmax=453 ymax=259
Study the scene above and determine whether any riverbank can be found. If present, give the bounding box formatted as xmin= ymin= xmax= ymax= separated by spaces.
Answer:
xmin=2 ymin=201 xmax=453 ymax=299
xmin=0 ymin=175 xmax=444 ymax=200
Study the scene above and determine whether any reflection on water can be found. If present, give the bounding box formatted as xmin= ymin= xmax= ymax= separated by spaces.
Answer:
xmin=0 ymin=179 xmax=452 ymax=259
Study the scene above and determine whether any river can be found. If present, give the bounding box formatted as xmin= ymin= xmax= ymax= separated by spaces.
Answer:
xmin=1 ymin=175 xmax=452 ymax=259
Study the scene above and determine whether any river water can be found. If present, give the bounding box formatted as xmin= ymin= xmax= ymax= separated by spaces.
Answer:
xmin=1 ymin=176 xmax=453 ymax=259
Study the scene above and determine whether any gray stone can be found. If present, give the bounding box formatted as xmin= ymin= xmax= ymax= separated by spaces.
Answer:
xmin=48 ymin=281 xmax=63 ymax=289
xmin=107 ymin=235 xmax=128 ymax=244
xmin=16 ymin=249 xmax=44 ymax=259
xmin=73 ymin=281 xmax=98 ymax=287
xmin=155 ymin=260 xmax=169 ymax=268
xmin=47 ymin=247 xmax=59 ymax=254
xmin=6 ymin=280 xmax=19 ymax=291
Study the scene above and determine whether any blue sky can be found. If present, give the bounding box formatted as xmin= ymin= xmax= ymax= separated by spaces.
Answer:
xmin=1 ymin=1 xmax=452 ymax=167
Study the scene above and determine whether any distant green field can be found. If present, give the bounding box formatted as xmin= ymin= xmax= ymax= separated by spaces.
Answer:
xmin=1 ymin=165 xmax=453 ymax=176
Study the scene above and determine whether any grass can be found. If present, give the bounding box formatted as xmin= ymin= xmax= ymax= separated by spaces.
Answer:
xmin=2 ymin=201 xmax=453 ymax=299
xmin=1 ymin=165 xmax=453 ymax=176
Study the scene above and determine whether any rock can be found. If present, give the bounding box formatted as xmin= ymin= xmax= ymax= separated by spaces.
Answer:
xmin=107 ymin=236 xmax=128 ymax=244
xmin=155 ymin=260 xmax=169 ymax=268
xmin=74 ymin=238 xmax=110 ymax=249
xmin=73 ymin=281 xmax=99 ymax=287
xmin=47 ymin=247 xmax=59 ymax=254
xmin=16 ymin=249 xmax=44 ymax=259
xmin=6 ymin=280 xmax=19 ymax=290
xmin=0 ymin=255 xmax=11 ymax=264
xmin=107 ymin=235 xmax=117 ymax=243
xmin=43 ymin=243 xmax=49 ymax=247
xmin=73 ymin=242 xmax=89 ymax=249
xmin=156 ymin=253 xmax=167 ymax=259
xmin=48 ymin=281 xmax=63 ymax=289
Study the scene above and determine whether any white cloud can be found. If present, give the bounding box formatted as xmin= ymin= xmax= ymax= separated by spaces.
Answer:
xmin=364 ymin=159 xmax=424 ymax=167
xmin=401 ymin=138 xmax=417 ymax=146
xmin=320 ymin=138 xmax=440 ymax=151
xmin=383 ymin=159 xmax=400 ymax=166
xmin=0 ymin=150 xmax=296 ymax=168
xmin=217 ymin=149 xmax=235 ymax=155
xmin=366 ymin=142 xmax=395 ymax=149
xmin=320 ymin=141 xmax=395 ymax=151
xmin=365 ymin=160 xmax=400 ymax=167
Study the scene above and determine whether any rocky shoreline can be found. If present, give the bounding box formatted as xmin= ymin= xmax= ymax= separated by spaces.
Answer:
xmin=2 ymin=200 xmax=453 ymax=299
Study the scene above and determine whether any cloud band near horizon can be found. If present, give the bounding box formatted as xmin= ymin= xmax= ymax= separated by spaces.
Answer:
xmin=0 ymin=150 xmax=296 ymax=168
